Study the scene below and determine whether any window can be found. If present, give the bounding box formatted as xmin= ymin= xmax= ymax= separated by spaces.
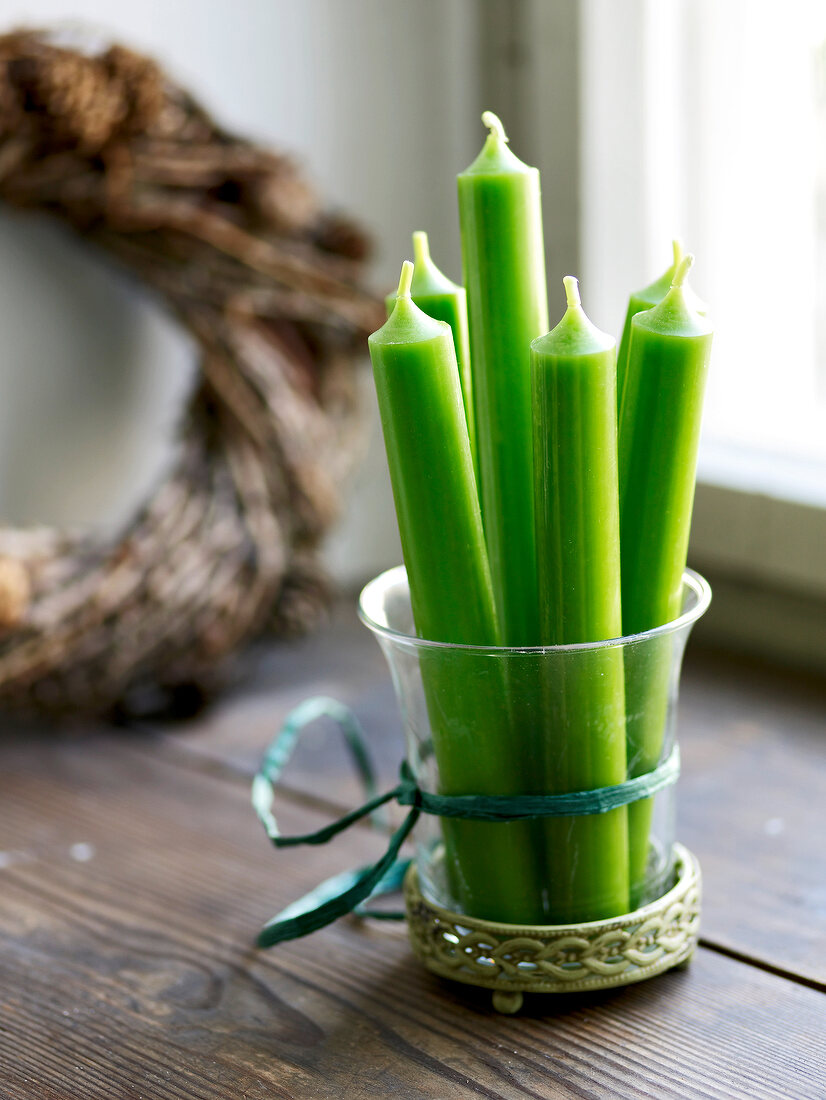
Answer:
xmin=581 ymin=0 xmax=826 ymax=473
xmin=485 ymin=0 xmax=826 ymax=669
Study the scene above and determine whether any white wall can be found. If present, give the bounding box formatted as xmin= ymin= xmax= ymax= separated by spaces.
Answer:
xmin=0 ymin=0 xmax=482 ymax=584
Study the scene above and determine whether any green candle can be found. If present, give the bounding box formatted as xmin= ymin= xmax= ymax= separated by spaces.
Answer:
xmin=385 ymin=231 xmax=476 ymax=477
xmin=619 ymin=253 xmax=713 ymax=902
xmin=531 ymin=276 xmax=629 ymax=921
xmin=619 ymin=254 xmax=713 ymax=632
xmin=458 ymin=111 xmax=548 ymax=644
xmin=370 ymin=261 xmax=493 ymax=645
xmin=369 ymin=261 xmax=543 ymax=921
xmin=616 ymin=240 xmax=707 ymax=415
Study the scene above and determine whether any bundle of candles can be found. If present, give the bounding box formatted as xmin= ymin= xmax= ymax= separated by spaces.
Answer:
xmin=367 ymin=112 xmax=713 ymax=925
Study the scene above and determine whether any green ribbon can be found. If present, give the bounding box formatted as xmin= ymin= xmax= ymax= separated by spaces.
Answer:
xmin=253 ymin=697 xmax=680 ymax=947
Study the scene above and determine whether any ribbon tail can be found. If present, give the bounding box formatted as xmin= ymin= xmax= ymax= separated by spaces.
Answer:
xmin=257 ymin=806 xmax=419 ymax=946
xmin=355 ymin=856 xmax=411 ymax=920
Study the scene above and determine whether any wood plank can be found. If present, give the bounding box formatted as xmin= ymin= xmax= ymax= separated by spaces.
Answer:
xmin=161 ymin=605 xmax=826 ymax=986
xmin=677 ymin=650 xmax=826 ymax=987
xmin=1 ymin=733 xmax=824 ymax=1100
xmin=159 ymin=600 xmax=404 ymax=797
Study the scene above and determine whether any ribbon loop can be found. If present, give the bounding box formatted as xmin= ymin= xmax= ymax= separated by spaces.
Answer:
xmin=252 ymin=695 xmax=388 ymax=843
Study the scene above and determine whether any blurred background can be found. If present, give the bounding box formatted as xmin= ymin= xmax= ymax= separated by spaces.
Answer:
xmin=0 ymin=0 xmax=823 ymax=671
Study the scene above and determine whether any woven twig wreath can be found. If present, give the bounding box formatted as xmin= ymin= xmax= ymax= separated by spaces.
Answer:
xmin=0 ymin=30 xmax=382 ymax=718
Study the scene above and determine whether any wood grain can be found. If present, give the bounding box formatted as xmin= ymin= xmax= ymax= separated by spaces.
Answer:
xmin=677 ymin=650 xmax=826 ymax=987
xmin=1 ymin=733 xmax=825 ymax=1100
xmin=155 ymin=600 xmax=404 ymax=800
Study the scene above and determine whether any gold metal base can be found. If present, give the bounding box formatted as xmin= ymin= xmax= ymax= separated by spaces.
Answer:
xmin=404 ymin=843 xmax=701 ymax=1013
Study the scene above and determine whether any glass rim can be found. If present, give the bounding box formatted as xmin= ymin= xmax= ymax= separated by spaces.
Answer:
xmin=357 ymin=565 xmax=712 ymax=654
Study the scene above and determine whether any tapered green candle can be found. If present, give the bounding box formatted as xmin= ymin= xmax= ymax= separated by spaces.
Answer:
xmin=616 ymin=240 xmax=707 ymax=415
xmin=385 ymin=231 xmax=476 ymax=477
xmin=369 ymin=261 xmax=543 ymax=921
xmin=620 ymin=254 xmax=713 ymax=632
xmin=370 ymin=261 xmax=493 ymax=645
xmin=619 ymin=253 xmax=713 ymax=902
xmin=531 ymin=276 xmax=629 ymax=921
xmin=458 ymin=111 xmax=548 ymax=644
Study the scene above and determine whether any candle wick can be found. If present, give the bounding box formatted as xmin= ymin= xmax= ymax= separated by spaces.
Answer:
xmin=670 ymin=253 xmax=695 ymax=291
xmin=672 ymin=238 xmax=684 ymax=268
xmin=481 ymin=110 xmax=509 ymax=144
xmin=412 ymin=230 xmax=430 ymax=266
xmin=397 ymin=259 xmax=414 ymax=299
xmin=563 ymin=275 xmax=581 ymax=309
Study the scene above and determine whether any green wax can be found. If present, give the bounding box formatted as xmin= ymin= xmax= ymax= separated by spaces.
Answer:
xmin=619 ymin=254 xmax=713 ymax=903
xmin=385 ymin=231 xmax=476 ymax=479
xmin=371 ymin=262 xmax=493 ymax=646
xmin=531 ymin=277 xmax=629 ymax=922
xmin=369 ymin=262 xmax=543 ymax=922
xmin=458 ymin=111 xmax=548 ymax=644
xmin=617 ymin=240 xmax=707 ymax=415
xmin=619 ymin=255 xmax=713 ymax=634
xmin=534 ymin=279 xmax=622 ymax=645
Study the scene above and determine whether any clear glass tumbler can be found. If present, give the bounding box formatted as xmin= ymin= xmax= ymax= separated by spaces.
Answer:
xmin=359 ymin=565 xmax=711 ymax=926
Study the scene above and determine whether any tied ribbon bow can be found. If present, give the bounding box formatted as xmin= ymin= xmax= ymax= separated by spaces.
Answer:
xmin=252 ymin=697 xmax=681 ymax=947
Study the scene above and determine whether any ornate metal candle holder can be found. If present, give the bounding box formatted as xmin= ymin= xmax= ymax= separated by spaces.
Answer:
xmin=404 ymin=843 xmax=700 ymax=1013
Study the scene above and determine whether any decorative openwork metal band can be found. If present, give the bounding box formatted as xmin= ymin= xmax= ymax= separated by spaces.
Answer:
xmin=252 ymin=697 xmax=682 ymax=947
xmin=405 ymin=846 xmax=701 ymax=1013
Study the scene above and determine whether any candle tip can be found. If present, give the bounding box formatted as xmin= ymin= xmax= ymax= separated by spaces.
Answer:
xmin=671 ymin=253 xmax=695 ymax=290
xmin=563 ymin=275 xmax=581 ymax=309
xmin=672 ymin=238 xmax=684 ymax=267
xmin=412 ymin=231 xmax=430 ymax=265
xmin=481 ymin=110 xmax=508 ymax=143
xmin=397 ymin=260 xmax=414 ymax=299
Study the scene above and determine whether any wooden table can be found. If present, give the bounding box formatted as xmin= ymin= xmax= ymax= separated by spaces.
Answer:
xmin=1 ymin=600 xmax=824 ymax=1099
